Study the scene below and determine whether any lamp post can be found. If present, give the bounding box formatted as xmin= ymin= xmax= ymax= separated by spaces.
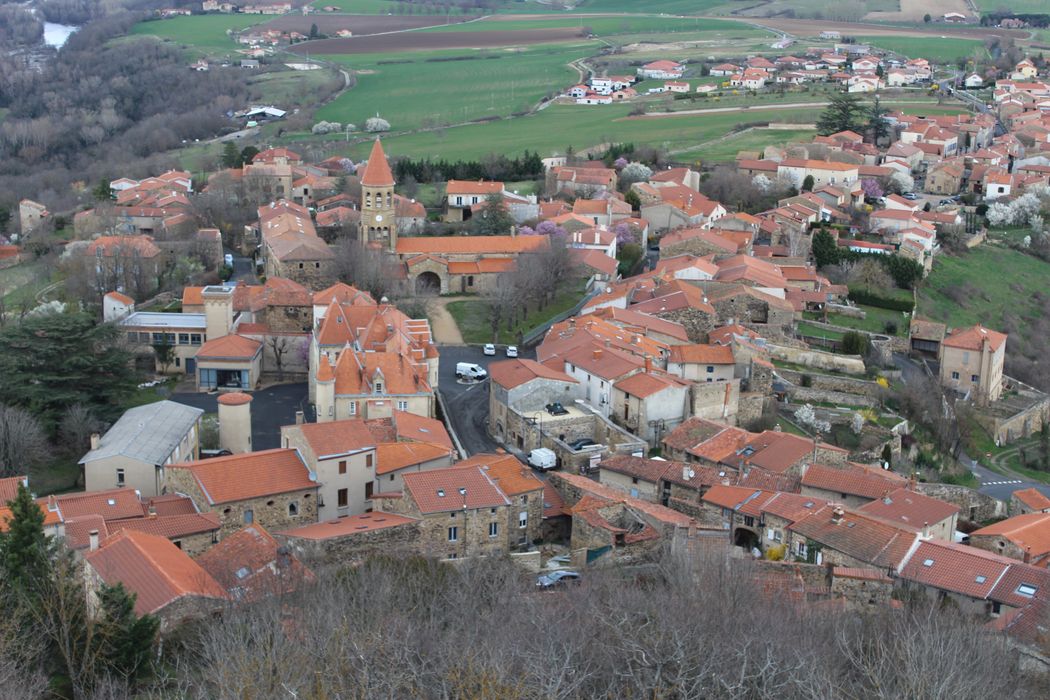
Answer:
xmin=459 ymin=487 xmax=468 ymax=559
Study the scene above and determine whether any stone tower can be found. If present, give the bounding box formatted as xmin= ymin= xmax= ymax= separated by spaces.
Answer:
xmin=217 ymin=392 xmax=252 ymax=454
xmin=359 ymin=138 xmax=397 ymax=251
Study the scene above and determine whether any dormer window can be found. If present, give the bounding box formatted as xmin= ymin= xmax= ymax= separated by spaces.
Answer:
xmin=374 ymin=381 xmax=383 ymax=395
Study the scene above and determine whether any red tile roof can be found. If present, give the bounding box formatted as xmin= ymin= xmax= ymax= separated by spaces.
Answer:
xmin=171 ymin=449 xmax=316 ymax=505
xmin=615 ymin=371 xmax=688 ymax=398
xmin=279 ymin=511 xmax=418 ymax=539
xmin=400 ymin=466 xmax=509 ymax=514
xmin=899 ymin=540 xmax=1013 ymax=599
xmin=801 ymin=463 xmax=907 ymax=500
xmin=46 ymin=488 xmax=147 ymax=522
xmin=0 ymin=476 xmax=27 ymax=504
xmin=488 ymin=358 xmax=577 ymax=390
xmin=375 ymin=442 xmax=453 ymax=475
xmin=553 ymin=472 xmax=693 ymax=527
xmin=294 ymin=419 xmax=377 ymax=459
xmin=942 ymin=324 xmax=1007 ymax=352
xmin=790 ymin=508 xmax=919 ymax=571
xmin=196 ymin=334 xmax=262 ymax=360
xmin=1014 ymin=488 xmax=1050 ymax=511
xmin=972 ymin=513 xmax=1050 ymax=562
xmin=667 ymin=343 xmax=734 ymax=365
xmin=108 ymin=512 xmax=221 ymax=539
xmin=197 ymin=525 xmax=314 ymax=601
xmin=858 ymin=487 xmax=960 ymax=531
xmin=86 ymin=530 xmax=226 ymax=615
xmin=455 ymin=453 xmax=543 ymax=497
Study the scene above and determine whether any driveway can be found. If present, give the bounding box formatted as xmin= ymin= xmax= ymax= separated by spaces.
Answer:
xmin=170 ymin=383 xmax=314 ymax=450
xmin=227 ymin=249 xmax=258 ymax=285
xmin=437 ymin=344 xmax=535 ymax=457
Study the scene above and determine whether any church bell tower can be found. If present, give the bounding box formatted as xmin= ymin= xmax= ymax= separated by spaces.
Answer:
xmin=359 ymin=138 xmax=397 ymax=251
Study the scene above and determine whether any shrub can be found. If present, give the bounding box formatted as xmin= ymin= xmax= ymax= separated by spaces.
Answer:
xmin=847 ymin=289 xmax=913 ymax=312
xmin=840 ymin=331 xmax=870 ymax=356
xmin=800 ymin=374 xmax=813 ymax=387
xmin=884 ymin=320 xmax=898 ymax=335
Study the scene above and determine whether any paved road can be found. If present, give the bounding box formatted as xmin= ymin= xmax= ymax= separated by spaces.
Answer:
xmin=226 ymin=249 xmax=258 ymax=285
xmin=170 ymin=383 xmax=314 ymax=451
xmin=437 ymin=344 xmax=536 ymax=457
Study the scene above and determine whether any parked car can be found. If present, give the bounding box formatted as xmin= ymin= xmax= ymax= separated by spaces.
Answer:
xmin=527 ymin=447 xmax=557 ymax=471
xmin=483 ymin=343 xmax=496 ymax=355
xmin=223 ymin=253 xmax=234 ymax=267
xmin=902 ymin=192 xmax=920 ymax=200
xmin=568 ymin=437 xmax=597 ymax=450
xmin=506 ymin=345 xmax=518 ymax=358
xmin=938 ymin=198 xmax=955 ymax=206
xmin=537 ymin=570 xmax=581 ymax=589
xmin=455 ymin=362 xmax=487 ymax=380
xmin=545 ymin=402 xmax=569 ymax=416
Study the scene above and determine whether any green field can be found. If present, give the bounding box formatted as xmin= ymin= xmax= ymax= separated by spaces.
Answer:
xmin=974 ymin=0 xmax=1049 ymax=11
xmin=854 ymin=36 xmax=986 ymax=63
xmin=334 ymin=103 xmax=822 ymax=160
xmin=917 ymin=245 xmax=1050 ymax=328
xmin=576 ymin=0 xmax=729 ymax=13
xmin=316 ymin=44 xmax=594 ymax=131
xmin=806 ymin=305 xmax=909 ymax=337
xmin=797 ymin=322 xmax=845 ymax=341
xmin=130 ymin=15 xmax=268 ymax=52
xmin=248 ymin=68 xmax=339 ymax=106
xmin=674 ymin=127 xmax=817 ymax=162
xmin=446 ymin=280 xmax=586 ymax=345
xmin=423 ymin=15 xmax=750 ymax=34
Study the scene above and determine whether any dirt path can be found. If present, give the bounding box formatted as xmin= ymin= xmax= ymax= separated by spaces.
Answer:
xmin=428 ymin=296 xmax=469 ymax=345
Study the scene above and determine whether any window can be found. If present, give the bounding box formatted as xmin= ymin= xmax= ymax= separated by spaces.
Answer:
xmin=971 ymin=374 xmax=979 ymax=382
xmin=489 ymin=522 xmax=499 ymax=538
xmin=1017 ymin=584 xmax=1038 ymax=598
xmin=288 ymin=502 xmax=299 ymax=516
xmin=519 ymin=511 xmax=528 ymax=528
xmin=448 ymin=526 xmax=458 ymax=542
xmin=520 ymin=496 xmax=528 ymax=505
xmin=175 ymin=357 xmax=181 ymax=367
xmin=244 ymin=509 xmax=254 ymax=524
xmin=743 ymin=515 xmax=754 ymax=527
xmin=631 ymin=477 xmax=639 ymax=484
xmin=365 ymin=481 xmax=374 ymax=500
xmin=337 ymin=488 xmax=348 ymax=508
xmin=178 ymin=333 xmax=190 ymax=345
xmin=397 ymin=400 xmax=409 ymax=411
xmin=374 ymin=382 xmax=383 ymax=395
xmin=962 ymin=351 xmax=970 ymax=364
xmin=467 ymin=275 xmax=474 ymax=287
xmin=796 ymin=541 xmax=807 ymax=557
xmin=348 ymin=401 xmax=357 ymax=416
xmin=315 ymin=262 xmax=320 ymax=269
xmin=707 ymin=365 xmax=714 ymax=373
xmin=116 ymin=469 xmax=125 ymax=487
xmin=190 ymin=334 xmax=202 ymax=345
xmin=951 ymin=371 xmax=960 ymax=380
xmin=490 ymin=507 xmax=497 ymax=514
xmin=338 ymin=460 xmax=347 ymax=474
xmin=365 ymin=453 xmax=373 ymax=468
xmin=447 ymin=552 xmax=457 ymax=560
xmin=299 ymin=263 xmax=304 ymax=269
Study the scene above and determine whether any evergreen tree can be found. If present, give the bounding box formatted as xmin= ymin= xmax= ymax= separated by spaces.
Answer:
xmin=0 ymin=483 xmax=50 ymax=593
xmin=811 ymin=228 xmax=839 ymax=268
xmin=815 ymin=93 xmax=864 ymax=136
xmin=92 ymin=179 xmax=111 ymax=202
xmin=470 ymin=193 xmax=515 ymax=235
xmin=0 ymin=313 xmax=139 ymax=430
xmin=868 ymin=96 xmax=891 ymax=145
xmin=801 ymin=174 xmax=815 ymax=192
xmin=221 ymin=142 xmax=241 ymax=169
xmin=96 ymin=584 xmax=159 ymax=683
xmin=240 ymin=145 xmax=260 ymax=165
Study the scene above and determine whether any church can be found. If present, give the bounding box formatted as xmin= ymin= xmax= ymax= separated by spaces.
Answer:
xmin=358 ymin=139 xmax=400 ymax=250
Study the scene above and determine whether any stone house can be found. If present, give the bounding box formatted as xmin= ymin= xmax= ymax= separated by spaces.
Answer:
xmin=375 ymin=466 xmax=511 ymax=560
xmin=81 ymin=235 xmax=164 ymax=299
xmin=666 ymin=343 xmax=735 ymax=382
xmin=396 ymin=235 xmax=548 ymax=296
xmin=315 ymin=349 xmax=435 ymax=421
xmin=970 ymin=513 xmax=1050 ymax=567
xmin=257 ymin=200 xmax=336 ymax=289
xmin=487 ymin=358 xmax=583 ymax=449
xmin=926 ymin=160 xmax=965 ymax=195
xmin=79 ymin=401 xmax=203 ymax=497
xmin=197 ymin=525 xmax=314 ymax=602
xmin=857 ymin=487 xmax=960 ymax=542
xmin=800 ymin=463 xmax=909 ymax=509
xmin=165 ymin=448 xmax=319 ymax=537
xmin=611 ymin=370 xmax=691 ymax=446
xmin=788 ymin=506 xmax=920 ymax=573
xmin=939 ymin=324 xmax=1007 ymax=404
xmin=84 ymin=530 xmax=227 ymax=631
xmin=1011 ymin=488 xmax=1050 ymax=515
xmin=277 ymin=511 xmax=422 ymax=567
xmin=456 ymin=453 xmax=545 ymax=548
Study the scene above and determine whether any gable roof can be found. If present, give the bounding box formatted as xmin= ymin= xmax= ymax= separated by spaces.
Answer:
xmin=80 ymin=401 xmax=203 ymax=466
xmin=790 ymin=508 xmax=919 ymax=571
xmin=279 ymin=511 xmax=418 ymax=540
xmin=401 ymin=466 xmax=509 ymax=514
xmin=858 ymin=487 xmax=961 ymax=531
xmin=85 ymin=530 xmax=226 ymax=615
xmin=455 ymin=453 xmax=543 ymax=497
xmin=667 ymin=343 xmax=734 ymax=365
xmin=294 ymin=419 xmax=377 ymax=459
xmin=801 ymin=463 xmax=907 ymax=500
xmin=171 ymin=449 xmax=316 ymax=505
xmin=488 ymin=358 xmax=577 ymax=390
xmin=1014 ymin=488 xmax=1050 ymax=511
xmin=899 ymin=540 xmax=1013 ymax=599
xmin=942 ymin=324 xmax=1007 ymax=352
xmin=197 ymin=524 xmax=313 ymax=601
xmin=973 ymin=513 xmax=1050 ymax=562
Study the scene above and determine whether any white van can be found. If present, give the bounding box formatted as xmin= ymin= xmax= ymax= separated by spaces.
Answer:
xmin=455 ymin=362 xmax=487 ymax=380
xmin=527 ymin=447 xmax=557 ymax=471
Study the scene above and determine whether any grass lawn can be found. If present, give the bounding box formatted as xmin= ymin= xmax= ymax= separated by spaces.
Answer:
xmin=130 ymin=15 xmax=268 ymax=53
xmin=0 ymin=259 xmax=52 ymax=308
xmin=248 ymin=68 xmax=339 ymax=106
xmin=335 ymin=103 xmax=824 ymax=161
xmin=809 ymin=305 xmax=910 ymax=337
xmin=446 ymin=280 xmax=586 ymax=345
xmin=917 ymin=245 xmax=1050 ymax=329
xmin=853 ymin=36 xmax=986 ymax=63
xmin=974 ymin=0 xmax=1048 ymax=11
xmin=29 ymin=458 xmax=82 ymax=496
xmin=422 ymin=16 xmax=750 ymax=35
xmin=576 ymin=0 xmax=730 ymax=13
xmin=796 ymin=321 xmax=845 ymax=341
xmin=674 ymin=127 xmax=816 ymax=162
xmin=316 ymin=44 xmax=596 ymax=131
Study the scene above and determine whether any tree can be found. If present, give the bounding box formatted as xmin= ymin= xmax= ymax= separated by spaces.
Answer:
xmin=59 ymin=404 xmax=102 ymax=459
xmin=815 ymin=93 xmax=864 ymax=135
xmin=624 ymin=188 xmax=641 ymax=212
xmin=92 ymin=179 xmax=111 ymax=202
xmin=860 ymin=178 xmax=883 ymax=201
xmin=847 ymin=258 xmax=893 ymax=292
xmin=0 ymin=404 xmax=49 ymax=478
xmin=95 ymin=583 xmax=159 ymax=684
xmin=841 ymin=331 xmax=870 ymax=356
xmin=0 ymin=313 xmax=139 ymax=430
xmin=365 ymin=117 xmax=391 ymax=133
xmin=618 ymin=162 xmax=653 ymax=190
xmin=470 ymin=193 xmax=515 ymax=236
xmin=151 ymin=343 xmax=175 ymax=374
xmin=811 ymin=228 xmax=840 ymax=268
xmin=309 ymin=22 xmax=319 ymax=38
xmin=221 ymin=141 xmax=242 ymax=169
xmin=267 ymin=336 xmax=292 ymax=381
xmin=801 ymin=174 xmax=815 ymax=192
xmin=923 ymin=13 xmax=931 ymax=22
xmin=882 ymin=254 xmax=924 ymax=289
xmin=240 ymin=145 xmax=260 ymax=165
xmin=868 ymin=96 xmax=891 ymax=145
xmin=0 ymin=483 xmax=50 ymax=592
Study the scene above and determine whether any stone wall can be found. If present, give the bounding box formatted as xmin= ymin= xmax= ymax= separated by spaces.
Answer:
xmin=776 ymin=368 xmax=883 ymax=398
xmin=914 ymin=482 xmax=1006 ymax=524
xmin=655 ymin=308 xmax=716 ymax=343
xmin=176 ymin=530 xmax=218 ymax=558
xmin=380 ymin=491 xmax=510 ymax=558
xmin=767 ymin=343 xmax=866 ymax=375
xmin=790 ymin=387 xmax=879 ymax=407
xmin=969 ymin=533 xmax=1026 ymax=563
xmin=691 ymin=379 xmax=740 ymax=424
xmin=277 ymin=521 xmax=422 ymax=567
xmin=737 ymin=393 xmax=773 ymax=430
xmin=831 ymin=569 xmax=894 ymax=608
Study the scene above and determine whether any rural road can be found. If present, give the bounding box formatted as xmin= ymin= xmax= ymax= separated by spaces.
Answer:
xmin=428 ymin=297 xmax=466 ymax=346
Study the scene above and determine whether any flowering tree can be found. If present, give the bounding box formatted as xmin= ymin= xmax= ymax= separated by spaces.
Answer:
xmin=619 ymin=162 xmax=653 ymax=188
xmin=752 ymin=174 xmax=772 ymax=192
xmin=850 ymin=412 xmax=865 ymax=435
xmin=613 ymin=156 xmax=629 ymax=170
xmin=536 ymin=220 xmax=567 ymax=237
xmin=613 ymin=222 xmax=638 ymax=245
xmin=517 ymin=225 xmax=537 ymax=236
xmin=364 ymin=117 xmax=390 ymax=133
xmin=887 ymin=171 xmax=914 ymax=194
xmin=794 ymin=404 xmax=831 ymax=434
xmin=860 ymin=178 xmax=883 ymax=200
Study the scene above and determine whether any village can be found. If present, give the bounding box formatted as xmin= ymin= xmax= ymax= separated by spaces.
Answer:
xmin=7 ymin=4 xmax=1050 ymax=691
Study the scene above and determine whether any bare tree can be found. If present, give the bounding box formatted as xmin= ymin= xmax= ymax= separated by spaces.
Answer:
xmin=0 ymin=403 xmax=48 ymax=478
xmin=59 ymin=404 xmax=103 ymax=460
xmin=267 ymin=336 xmax=291 ymax=382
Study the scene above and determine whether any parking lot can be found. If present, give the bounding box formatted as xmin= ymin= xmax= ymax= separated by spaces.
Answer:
xmin=438 ymin=343 xmax=534 ymax=457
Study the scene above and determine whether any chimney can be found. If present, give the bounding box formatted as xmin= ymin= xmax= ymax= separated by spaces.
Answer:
xmin=644 ymin=356 xmax=652 ymax=373
xmin=90 ymin=433 xmax=101 ymax=451
xmin=922 ymin=521 xmax=930 ymax=538
xmin=89 ymin=530 xmax=99 ymax=552
xmin=682 ymin=465 xmax=691 ymax=481
xmin=593 ymin=348 xmax=603 ymax=360
xmin=1024 ymin=546 xmax=1032 ymax=564
xmin=831 ymin=506 xmax=844 ymax=524
xmin=295 ymin=410 xmax=304 ymax=425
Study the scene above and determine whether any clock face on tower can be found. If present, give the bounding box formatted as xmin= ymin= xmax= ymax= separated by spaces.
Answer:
xmin=375 ymin=215 xmax=383 ymax=222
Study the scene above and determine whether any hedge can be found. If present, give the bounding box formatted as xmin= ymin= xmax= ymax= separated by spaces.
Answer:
xmin=847 ymin=289 xmax=914 ymax=312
